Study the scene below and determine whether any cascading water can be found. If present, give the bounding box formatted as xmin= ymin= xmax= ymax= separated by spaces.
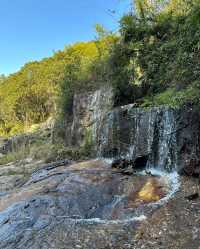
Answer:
xmin=97 ymin=105 xmax=178 ymax=172
xmin=149 ymin=108 xmax=177 ymax=171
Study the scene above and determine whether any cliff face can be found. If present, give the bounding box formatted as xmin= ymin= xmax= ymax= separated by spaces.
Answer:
xmin=175 ymin=107 xmax=200 ymax=176
xmin=97 ymin=106 xmax=177 ymax=171
xmin=66 ymin=87 xmax=200 ymax=174
xmin=65 ymin=86 xmax=114 ymax=152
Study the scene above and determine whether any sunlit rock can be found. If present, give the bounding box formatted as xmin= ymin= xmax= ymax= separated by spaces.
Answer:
xmin=137 ymin=178 xmax=165 ymax=202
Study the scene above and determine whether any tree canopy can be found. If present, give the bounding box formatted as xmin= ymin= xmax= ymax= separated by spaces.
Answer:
xmin=0 ymin=35 xmax=117 ymax=136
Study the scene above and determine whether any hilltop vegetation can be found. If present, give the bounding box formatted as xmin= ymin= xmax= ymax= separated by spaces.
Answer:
xmin=112 ymin=0 xmax=200 ymax=107
xmin=0 ymin=33 xmax=117 ymax=136
xmin=0 ymin=0 xmax=200 ymax=136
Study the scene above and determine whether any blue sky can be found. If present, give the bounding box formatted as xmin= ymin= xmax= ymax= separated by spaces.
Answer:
xmin=0 ymin=0 xmax=131 ymax=75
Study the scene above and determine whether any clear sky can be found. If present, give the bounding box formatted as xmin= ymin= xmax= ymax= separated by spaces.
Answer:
xmin=0 ymin=0 xmax=131 ymax=75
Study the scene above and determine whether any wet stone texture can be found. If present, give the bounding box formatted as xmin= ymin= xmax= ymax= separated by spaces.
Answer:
xmin=134 ymin=177 xmax=200 ymax=249
xmin=0 ymin=159 xmax=175 ymax=249
xmin=96 ymin=105 xmax=200 ymax=177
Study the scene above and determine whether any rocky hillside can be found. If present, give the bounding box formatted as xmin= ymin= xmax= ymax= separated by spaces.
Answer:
xmin=0 ymin=1 xmax=200 ymax=248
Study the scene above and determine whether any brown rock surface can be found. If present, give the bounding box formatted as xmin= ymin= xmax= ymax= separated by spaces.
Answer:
xmin=0 ymin=159 xmax=178 ymax=249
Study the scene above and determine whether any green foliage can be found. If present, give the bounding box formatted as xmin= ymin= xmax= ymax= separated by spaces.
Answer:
xmin=0 ymin=36 xmax=117 ymax=136
xmin=95 ymin=24 xmax=110 ymax=38
xmin=59 ymin=35 xmax=118 ymax=117
xmin=0 ymin=146 xmax=30 ymax=165
xmin=80 ymin=128 xmax=95 ymax=158
xmin=0 ymin=57 xmax=61 ymax=135
xmin=110 ymin=0 xmax=200 ymax=107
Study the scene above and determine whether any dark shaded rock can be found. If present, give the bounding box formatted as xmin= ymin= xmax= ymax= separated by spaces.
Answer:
xmin=184 ymin=193 xmax=199 ymax=201
xmin=133 ymin=155 xmax=149 ymax=170
xmin=179 ymin=157 xmax=200 ymax=177
xmin=120 ymin=166 xmax=133 ymax=175
xmin=111 ymin=159 xmax=132 ymax=169
xmin=111 ymin=155 xmax=150 ymax=174
xmin=32 ymin=159 xmax=72 ymax=173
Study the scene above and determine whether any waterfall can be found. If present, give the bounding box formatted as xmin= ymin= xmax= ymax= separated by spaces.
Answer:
xmin=97 ymin=105 xmax=177 ymax=172
xmin=148 ymin=108 xmax=177 ymax=171
xmin=67 ymin=86 xmax=178 ymax=172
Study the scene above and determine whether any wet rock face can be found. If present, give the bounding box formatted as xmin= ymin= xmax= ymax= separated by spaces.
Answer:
xmin=97 ymin=105 xmax=200 ymax=173
xmin=175 ymin=107 xmax=200 ymax=176
xmin=97 ymin=106 xmax=177 ymax=171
